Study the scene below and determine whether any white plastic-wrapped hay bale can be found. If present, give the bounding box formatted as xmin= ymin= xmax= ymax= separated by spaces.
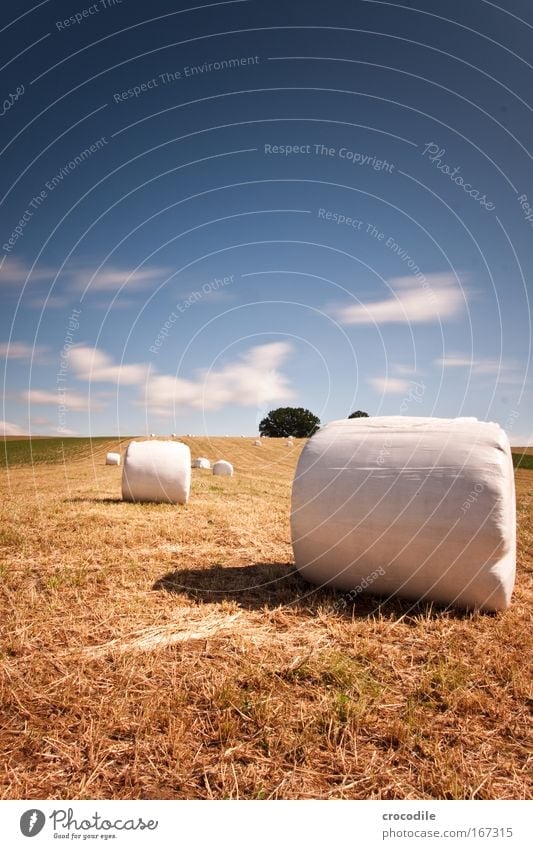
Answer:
xmin=192 ymin=457 xmax=211 ymax=469
xmin=171 ymin=433 xmax=177 ymax=438
xmin=122 ymin=440 xmax=191 ymax=504
xmin=254 ymin=439 xmax=262 ymax=446
xmin=105 ymin=452 xmax=121 ymax=466
xmin=213 ymin=460 xmax=233 ymax=477
xmin=291 ymin=417 xmax=516 ymax=612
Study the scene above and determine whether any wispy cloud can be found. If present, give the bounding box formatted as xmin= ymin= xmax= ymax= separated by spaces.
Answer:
xmin=144 ymin=341 xmax=294 ymax=414
xmin=392 ymin=363 xmax=423 ymax=377
xmin=23 ymin=389 xmax=104 ymax=411
xmin=0 ymin=419 xmax=26 ymax=435
xmin=0 ymin=258 xmax=171 ymax=306
xmin=434 ymin=354 xmax=475 ymax=369
xmin=333 ymin=273 xmax=466 ymax=325
xmin=434 ymin=353 xmax=525 ymax=383
xmin=0 ymin=257 xmax=55 ymax=286
xmin=368 ymin=376 xmax=412 ymax=394
xmin=1 ymin=259 xmax=74 ymax=310
xmin=69 ymin=346 xmax=148 ymax=386
xmin=74 ymin=265 xmax=170 ymax=294
xmin=0 ymin=341 xmax=49 ymax=360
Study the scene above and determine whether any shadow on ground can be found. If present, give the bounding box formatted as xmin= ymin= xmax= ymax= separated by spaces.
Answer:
xmin=153 ymin=562 xmax=470 ymax=620
xmin=64 ymin=497 xmax=180 ymax=506
xmin=154 ymin=562 xmax=316 ymax=611
xmin=64 ymin=497 xmax=124 ymax=504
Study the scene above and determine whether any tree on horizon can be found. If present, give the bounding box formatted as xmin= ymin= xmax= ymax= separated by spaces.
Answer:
xmin=259 ymin=407 xmax=320 ymax=438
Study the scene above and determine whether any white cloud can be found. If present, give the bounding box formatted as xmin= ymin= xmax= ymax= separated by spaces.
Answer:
xmin=0 ymin=419 xmax=25 ymax=435
xmin=144 ymin=341 xmax=294 ymax=414
xmin=434 ymin=354 xmax=474 ymax=368
xmin=74 ymin=265 xmax=170 ymax=293
xmin=368 ymin=376 xmax=412 ymax=394
xmin=479 ymin=362 xmax=521 ymax=379
xmin=23 ymin=389 xmax=103 ymax=412
xmin=0 ymin=259 xmax=170 ymax=307
xmin=0 ymin=257 xmax=54 ymax=286
xmin=15 ymin=341 xmax=293 ymax=417
xmin=0 ymin=259 xmax=74 ymax=310
xmin=333 ymin=273 xmax=466 ymax=325
xmin=391 ymin=364 xmax=423 ymax=376
xmin=69 ymin=346 xmax=148 ymax=386
xmin=434 ymin=354 xmax=524 ymax=383
xmin=0 ymin=341 xmax=49 ymax=360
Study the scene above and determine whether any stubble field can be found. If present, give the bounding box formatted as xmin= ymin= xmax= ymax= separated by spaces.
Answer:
xmin=0 ymin=437 xmax=531 ymax=800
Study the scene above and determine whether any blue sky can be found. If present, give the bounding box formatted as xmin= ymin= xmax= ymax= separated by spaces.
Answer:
xmin=1 ymin=0 xmax=531 ymax=440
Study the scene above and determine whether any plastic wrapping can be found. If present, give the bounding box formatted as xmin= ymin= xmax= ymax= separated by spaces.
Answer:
xmin=213 ymin=460 xmax=234 ymax=477
xmin=122 ymin=440 xmax=191 ymax=504
xmin=291 ymin=417 xmax=516 ymax=611
xmin=192 ymin=457 xmax=211 ymax=469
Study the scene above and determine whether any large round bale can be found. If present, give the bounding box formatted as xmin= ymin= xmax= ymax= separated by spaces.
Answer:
xmin=254 ymin=439 xmax=262 ymax=446
xmin=192 ymin=457 xmax=211 ymax=469
xmin=122 ymin=440 xmax=191 ymax=504
xmin=213 ymin=460 xmax=233 ymax=477
xmin=105 ymin=452 xmax=121 ymax=466
xmin=291 ymin=416 xmax=516 ymax=612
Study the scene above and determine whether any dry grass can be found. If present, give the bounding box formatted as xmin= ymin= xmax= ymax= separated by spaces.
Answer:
xmin=0 ymin=436 xmax=531 ymax=800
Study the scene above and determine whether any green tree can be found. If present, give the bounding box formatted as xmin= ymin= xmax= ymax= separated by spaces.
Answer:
xmin=348 ymin=410 xmax=369 ymax=418
xmin=259 ymin=407 xmax=320 ymax=438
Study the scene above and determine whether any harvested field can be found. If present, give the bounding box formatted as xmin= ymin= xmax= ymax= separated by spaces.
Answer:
xmin=0 ymin=437 xmax=531 ymax=800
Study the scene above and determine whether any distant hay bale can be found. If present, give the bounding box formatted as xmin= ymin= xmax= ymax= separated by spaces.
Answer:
xmin=192 ymin=457 xmax=211 ymax=469
xmin=105 ymin=452 xmax=121 ymax=466
xmin=213 ymin=460 xmax=233 ymax=477
xmin=122 ymin=440 xmax=191 ymax=504
xmin=254 ymin=439 xmax=262 ymax=446
xmin=291 ymin=416 xmax=516 ymax=612
xmin=171 ymin=433 xmax=177 ymax=438
xmin=149 ymin=433 xmax=156 ymax=438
